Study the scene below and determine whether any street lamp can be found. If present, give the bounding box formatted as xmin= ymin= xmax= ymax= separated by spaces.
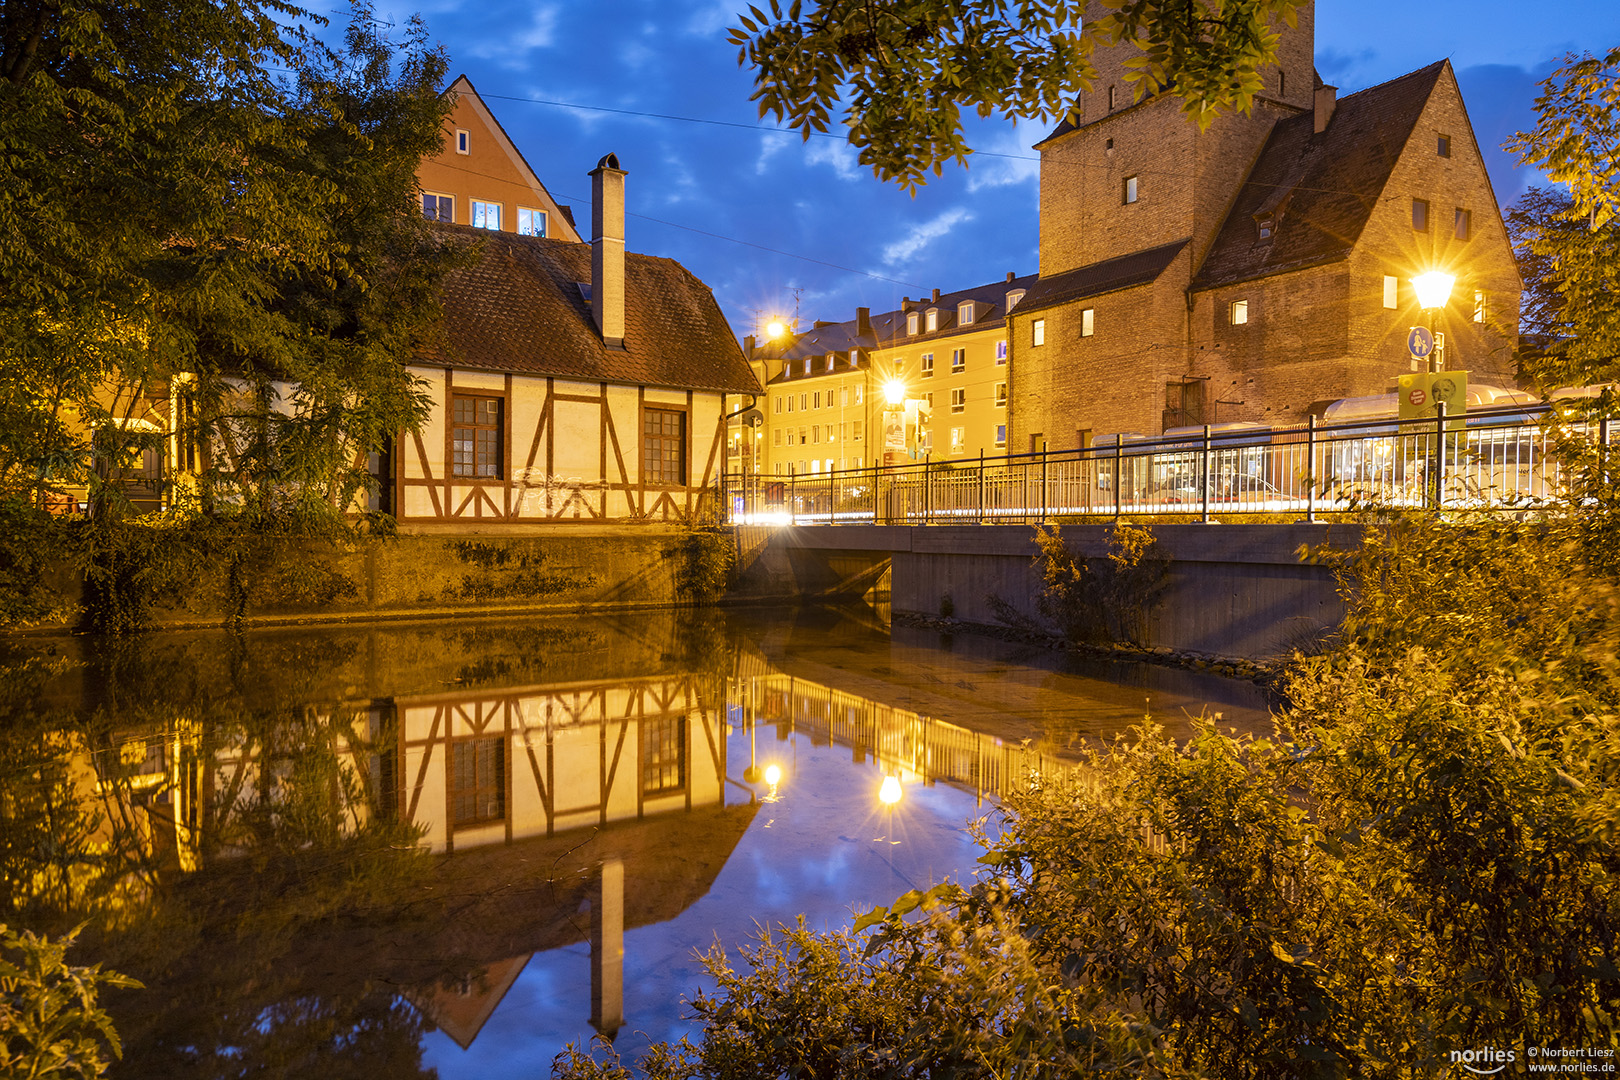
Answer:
xmin=1411 ymin=271 xmax=1455 ymax=373
xmin=882 ymin=378 xmax=907 ymax=405
xmin=878 ymin=774 xmax=903 ymax=805
xmin=765 ymin=318 xmax=788 ymax=340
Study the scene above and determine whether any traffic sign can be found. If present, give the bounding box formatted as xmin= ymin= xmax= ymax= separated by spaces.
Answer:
xmin=1408 ymin=326 xmax=1435 ymax=359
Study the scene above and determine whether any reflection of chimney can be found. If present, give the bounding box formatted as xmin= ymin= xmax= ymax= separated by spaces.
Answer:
xmin=590 ymin=858 xmax=624 ymax=1038
xmin=856 ymin=307 xmax=872 ymax=337
xmin=590 ymin=153 xmax=627 ymax=349
xmin=1314 ymin=85 xmax=1337 ymax=134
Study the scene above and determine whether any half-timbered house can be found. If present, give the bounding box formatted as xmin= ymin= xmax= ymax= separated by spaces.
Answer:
xmin=387 ymin=155 xmax=761 ymax=525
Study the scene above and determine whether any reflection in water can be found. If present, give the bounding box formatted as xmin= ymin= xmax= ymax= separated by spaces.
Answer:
xmin=0 ymin=607 xmax=1267 ymax=1076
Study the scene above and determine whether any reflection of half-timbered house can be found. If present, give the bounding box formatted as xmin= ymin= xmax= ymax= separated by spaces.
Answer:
xmin=389 ymin=156 xmax=761 ymax=524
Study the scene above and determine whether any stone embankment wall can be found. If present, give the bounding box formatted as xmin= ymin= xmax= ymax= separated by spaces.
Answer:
xmin=733 ymin=523 xmax=1357 ymax=662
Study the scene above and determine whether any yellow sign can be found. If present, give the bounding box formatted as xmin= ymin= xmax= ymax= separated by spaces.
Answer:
xmin=1397 ymin=371 xmax=1468 ymax=421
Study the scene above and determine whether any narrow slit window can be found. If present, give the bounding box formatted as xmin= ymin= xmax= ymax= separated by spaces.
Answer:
xmin=456 ymin=129 xmax=470 ymax=155
xmin=1123 ymin=175 xmax=1138 ymax=204
xmin=1383 ymin=275 xmax=1399 ymax=309
xmin=1454 ymin=207 xmax=1472 ymax=240
xmin=1438 ymin=134 xmax=1451 ymax=158
xmin=1032 ymin=319 xmax=1046 ymax=347
xmin=1413 ymin=198 xmax=1430 ymax=232
xmin=1081 ymin=308 xmax=1095 ymax=337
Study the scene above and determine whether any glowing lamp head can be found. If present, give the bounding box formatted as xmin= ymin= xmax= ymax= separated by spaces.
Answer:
xmin=765 ymin=319 xmax=787 ymax=340
xmin=1411 ymin=271 xmax=1456 ymax=311
xmin=883 ymin=379 xmax=907 ymax=406
xmin=763 ymin=764 xmax=782 ymax=787
xmin=878 ymin=774 xmax=903 ymax=805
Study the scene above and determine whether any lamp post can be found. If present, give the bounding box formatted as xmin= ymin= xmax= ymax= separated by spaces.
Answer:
xmin=1411 ymin=271 xmax=1455 ymax=373
xmin=882 ymin=378 xmax=908 ymax=468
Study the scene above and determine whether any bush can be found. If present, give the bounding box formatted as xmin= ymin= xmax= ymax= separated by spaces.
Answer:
xmin=0 ymin=924 xmax=140 ymax=1079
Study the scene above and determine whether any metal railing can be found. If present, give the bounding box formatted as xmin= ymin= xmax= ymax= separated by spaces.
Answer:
xmin=720 ymin=403 xmax=1613 ymax=526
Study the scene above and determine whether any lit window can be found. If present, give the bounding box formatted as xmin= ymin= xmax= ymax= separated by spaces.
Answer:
xmin=798 ymin=426 xmax=806 ymax=444
xmin=995 ymin=424 xmax=1007 ymax=448
xmin=995 ymin=382 xmax=1007 ymax=408
xmin=1413 ymin=198 xmax=1429 ymax=232
xmin=1230 ymin=299 xmax=1249 ymax=325
xmin=470 ymin=200 xmax=501 ymax=230
xmin=1032 ymin=319 xmax=1045 ymax=346
xmin=1081 ymin=308 xmax=1095 ymax=337
xmin=456 ymin=129 xmax=470 ymax=155
xmin=1006 ymin=289 xmax=1025 ymax=310
xmin=951 ymin=388 xmax=966 ymax=413
xmin=951 ymin=348 xmax=965 ymax=373
xmin=950 ymin=427 xmax=965 ymax=453
xmin=958 ymin=301 xmax=974 ymax=324
xmin=451 ymin=395 xmax=502 ymax=478
xmin=826 ymin=355 xmax=835 ymax=372
xmin=1438 ymin=134 xmax=1451 ymax=158
xmin=1383 ymin=275 xmax=1398 ymax=309
xmin=422 ymin=193 xmax=453 ymax=223
xmin=926 ymin=309 xmax=939 ymax=332
xmin=1474 ymin=290 xmax=1486 ymax=323
xmin=641 ymin=716 xmax=685 ymax=796
xmin=643 ymin=409 xmax=686 ymax=485
xmin=803 ymin=359 xmax=811 ymax=375
xmin=1123 ymin=176 xmax=1138 ymax=204
xmin=907 ymin=312 xmax=919 ymax=335
xmin=517 ymin=207 xmax=547 ymax=237
xmin=921 ymin=353 xmax=934 ymax=378
xmin=853 ymin=419 xmax=863 ymax=441
xmin=996 ymin=340 xmax=1008 ymax=364
xmin=854 ymin=385 xmax=863 ymax=404
xmin=1455 ymin=208 xmax=1471 ymax=240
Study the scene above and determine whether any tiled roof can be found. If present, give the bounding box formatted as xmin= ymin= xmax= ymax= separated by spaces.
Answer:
xmin=1015 ymin=240 xmax=1189 ymax=314
xmin=762 ymin=273 xmax=1043 ymax=373
xmin=419 ymin=225 xmax=761 ymax=396
xmin=1192 ymin=61 xmax=1448 ymax=292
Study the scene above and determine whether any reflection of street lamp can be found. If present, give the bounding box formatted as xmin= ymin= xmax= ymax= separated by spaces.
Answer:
xmin=1411 ymin=271 xmax=1455 ymax=373
xmin=878 ymin=774 xmax=903 ymax=805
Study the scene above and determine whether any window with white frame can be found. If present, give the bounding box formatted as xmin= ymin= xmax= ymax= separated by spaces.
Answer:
xmin=907 ymin=311 xmax=919 ymax=335
xmin=950 ymin=427 xmax=964 ymax=453
xmin=995 ymin=424 xmax=1007 ymax=448
xmin=517 ymin=207 xmax=547 ymax=237
xmin=1123 ymin=175 xmax=1138 ymax=204
xmin=950 ymin=388 xmax=966 ymax=413
xmin=813 ymin=391 xmax=821 ymax=409
xmin=926 ymin=308 xmax=939 ymax=332
xmin=1081 ymin=308 xmax=1095 ymax=337
xmin=826 ymin=355 xmax=835 ymax=372
xmin=950 ymin=348 xmax=965 ymax=373
xmin=1474 ymin=290 xmax=1486 ymax=323
xmin=470 ymin=200 xmax=501 ymax=230
xmin=774 ymin=396 xmax=782 ymax=414
xmin=921 ymin=353 xmax=934 ymax=378
xmin=855 ymin=385 xmax=863 ymax=404
xmin=773 ymin=429 xmax=782 ymax=446
xmin=786 ymin=395 xmax=794 ymax=413
xmin=996 ymin=340 xmax=1008 ymax=364
xmin=1032 ymin=319 xmax=1045 ymax=346
xmin=1383 ymin=275 xmax=1398 ymax=309
xmin=456 ymin=129 xmax=470 ymax=154
xmin=853 ymin=420 xmax=863 ymax=441
xmin=923 ymin=392 xmax=934 ymax=411
xmin=803 ymin=359 xmax=812 ymax=375
xmin=1230 ymin=299 xmax=1249 ymax=325
xmin=995 ymin=381 xmax=1007 ymax=408
xmin=958 ymin=301 xmax=974 ymax=324
xmin=422 ymin=192 xmax=453 ymax=222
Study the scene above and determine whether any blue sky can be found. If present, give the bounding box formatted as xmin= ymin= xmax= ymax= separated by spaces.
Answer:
xmin=364 ymin=0 xmax=1620 ymax=338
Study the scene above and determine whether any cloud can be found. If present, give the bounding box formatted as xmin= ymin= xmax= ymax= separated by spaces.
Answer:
xmin=965 ymin=127 xmax=1039 ymax=193
xmin=683 ymin=1 xmax=740 ymax=37
xmin=468 ymin=3 xmax=558 ymax=62
xmin=882 ymin=208 xmax=975 ymax=265
xmin=1315 ymin=46 xmax=1378 ymax=82
xmin=755 ymin=131 xmax=793 ymax=175
xmin=804 ymin=139 xmax=861 ymax=181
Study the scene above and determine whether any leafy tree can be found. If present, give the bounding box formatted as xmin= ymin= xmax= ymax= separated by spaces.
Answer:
xmin=1508 ymin=47 xmax=1620 ymax=385
xmin=729 ymin=0 xmax=1306 ymax=190
xmin=0 ymin=924 xmax=141 ymax=1079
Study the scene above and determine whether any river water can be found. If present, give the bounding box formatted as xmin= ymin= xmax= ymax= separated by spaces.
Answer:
xmin=0 ymin=605 xmax=1270 ymax=1077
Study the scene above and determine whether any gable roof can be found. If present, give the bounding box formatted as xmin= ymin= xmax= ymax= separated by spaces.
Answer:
xmin=1191 ymin=61 xmax=1448 ymax=292
xmin=420 ymin=225 xmax=761 ymax=395
xmin=436 ymin=75 xmax=582 ymax=244
xmin=1014 ymin=239 xmax=1189 ymax=314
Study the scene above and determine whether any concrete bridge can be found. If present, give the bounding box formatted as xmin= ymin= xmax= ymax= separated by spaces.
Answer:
xmin=733 ymin=522 xmax=1358 ymax=662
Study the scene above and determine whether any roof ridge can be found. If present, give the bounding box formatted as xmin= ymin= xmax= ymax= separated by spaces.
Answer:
xmin=1334 ymin=57 xmax=1448 ymax=101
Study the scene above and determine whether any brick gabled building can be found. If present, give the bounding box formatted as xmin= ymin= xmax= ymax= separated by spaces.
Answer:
xmin=1010 ymin=1 xmax=1521 ymax=448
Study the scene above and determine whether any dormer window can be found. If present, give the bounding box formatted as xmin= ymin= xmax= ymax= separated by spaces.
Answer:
xmin=1006 ymin=289 xmax=1026 ymax=310
xmin=906 ymin=311 xmax=919 ymax=335
xmin=1257 ymin=215 xmax=1275 ymax=242
xmin=803 ymin=359 xmax=812 ymax=375
xmin=958 ymin=301 xmax=975 ymax=324
xmin=826 ymin=355 xmax=835 ymax=372
xmin=925 ymin=308 xmax=939 ymax=332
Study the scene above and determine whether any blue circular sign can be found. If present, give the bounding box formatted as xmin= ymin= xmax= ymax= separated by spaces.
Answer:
xmin=1408 ymin=326 xmax=1435 ymax=358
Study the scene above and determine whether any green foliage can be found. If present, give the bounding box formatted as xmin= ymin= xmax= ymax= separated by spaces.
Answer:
xmin=0 ymin=924 xmax=141 ymax=1079
xmin=670 ymin=528 xmax=738 ymax=605
xmin=1508 ymin=47 xmax=1620 ymax=384
xmin=727 ymin=0 xmax=1305 ymax=191
xmin=1034 ymin=522 xmax=1167 ymax=645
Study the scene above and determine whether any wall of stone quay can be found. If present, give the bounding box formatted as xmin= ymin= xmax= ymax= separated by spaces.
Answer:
xmin=748 ymin=523 xmax=1359 ymax=661
xmin=24 ymin=525 xmax=709 ymax=632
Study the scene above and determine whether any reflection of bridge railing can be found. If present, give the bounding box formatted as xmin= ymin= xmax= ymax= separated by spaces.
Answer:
xmin=722 ymin=404 xmax=1610 ymax=525
xmin=745 ymin=673 xmax=1062 ymax=805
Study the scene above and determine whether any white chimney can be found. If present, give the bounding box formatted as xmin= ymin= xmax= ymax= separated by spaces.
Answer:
xmin=590 ymin=152 xmax=626 ymax=348
xmin=1314 ymin=84 xmax=1337 ymax=134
